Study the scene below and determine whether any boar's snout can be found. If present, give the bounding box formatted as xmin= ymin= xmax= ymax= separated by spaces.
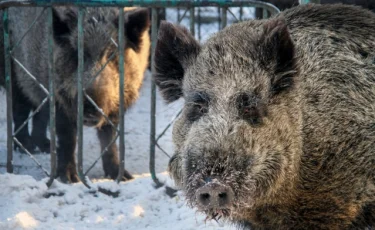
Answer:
xmin=195 ymin=181 xmax=234 ymax=210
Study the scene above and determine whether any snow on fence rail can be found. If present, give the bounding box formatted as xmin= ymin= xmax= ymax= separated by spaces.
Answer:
xmin=0 ymin=0 xmax=286 ymax=195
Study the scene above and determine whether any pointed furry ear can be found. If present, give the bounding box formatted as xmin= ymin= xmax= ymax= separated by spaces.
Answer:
xmin=113 ymin=8 xmax=150 ymax=51
xmin=261 ymin=17 xmax=296 ymax=95
xmin=153 ymin=21 xmax=200 ymax=103
xmin=125 ymin=8 xmax=150 ymax=50
xmin=52 ymin=7 xmax=78 ymax=46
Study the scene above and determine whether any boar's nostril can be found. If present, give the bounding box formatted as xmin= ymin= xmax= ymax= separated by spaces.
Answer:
xmin=199 ymin=193 xmax=211 ymax=206
xmin=195 ymin=182 xmax=234 ymax=209
xmin=219 ymin=192 xmax=226 ymax=199
xmin=218 ymin=192 xmax=229 ymax=206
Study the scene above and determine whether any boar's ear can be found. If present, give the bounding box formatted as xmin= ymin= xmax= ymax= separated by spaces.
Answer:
xmin=261 ymin=17 xmax=296 ymax=95
xmin=119 ymin=8 xmax=150 ymax=51
xmin=153 ymin=21 xmax=201 ymax=103
xmin=52 ymin=7 xmax=78 ymax=46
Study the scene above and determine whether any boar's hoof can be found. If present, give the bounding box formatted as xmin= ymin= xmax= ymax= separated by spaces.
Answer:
xmin=32 ymin=137 xmax=51 ymax=154
xmin=105 ymin=167 xmax=134 ymax=181
xmin=14 ymin=136 xmax=36 ymax=154
xmin=195 ymin=182 xmax=234 ymax=210
xmin=57 ymin=164 xmax=80 ymax=183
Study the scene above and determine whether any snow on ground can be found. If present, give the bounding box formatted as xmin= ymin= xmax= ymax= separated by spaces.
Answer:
xmin=0 ymin=173 xmax=237 ymax=230
xmin=0 ymin=7 xmax=257 ymax=229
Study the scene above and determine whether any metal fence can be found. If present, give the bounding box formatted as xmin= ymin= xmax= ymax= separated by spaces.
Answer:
xmin=0 ymin=0 xmax=313 ymax=195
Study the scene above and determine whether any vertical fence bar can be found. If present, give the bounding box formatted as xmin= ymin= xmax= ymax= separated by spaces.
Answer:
xmin=189 ymin=7 xmax=195 ymax=37
xmin=77 ymin=7 xmax=90 ymax=187
xmin=150 ymin=8 xmax=162 ymax=187
xmin=263 ymin=8 xmax=269 ymax=19
xmin=239 ymin=6 xmax=243 ymax=21
xmin=197 ymin=7 xmax=201 ymax=41
xmin=46 ymin=7 xmax=56 ymax=187
xmin=117 ymin=7 xmax=125 ymax=182
xmin=221 ymin=7 xmax=227 ymax=29
xmin=4 ymin=8 xmax=13 ymax=173
xmin=217 ymin=7 xmax=221 ymax=31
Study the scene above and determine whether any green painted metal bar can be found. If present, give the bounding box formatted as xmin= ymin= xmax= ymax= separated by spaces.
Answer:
xmin=189 ymin=7 xmax=195 ymax=36
xmin=0 ymin=1 xmax=280 ymax=16
xmin=217 ymin=7 xmax=221 ymax=31
xmin=197 ymin=7 xmax=201 ymax=40
xmin=262 ymin=7 xmax=268 ymax=19
xmin=239 ymin=6 xmax=243 ymax=21
xmin=150 ymin=7 xmax=162 ymax=187
xmin=4 ymin=9 xmax=13 ymax=173
xmin=117 ymin=7 xmax=125 ymax=182
xmin=221 ymin=7 xmax=227 ymax=29
xmin=299 ymin=0 xmax=320 ymax=3
xmin=46 ymin=6 xmax=56 ymax=187
xmin=77 ymin=7 xmax=90 ymax=188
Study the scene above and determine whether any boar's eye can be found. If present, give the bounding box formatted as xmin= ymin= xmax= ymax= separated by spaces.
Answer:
xmin=237 ymin=93 xmax=264 ymax=126
xmin=186 ymin=93 xmax=209 ymax=122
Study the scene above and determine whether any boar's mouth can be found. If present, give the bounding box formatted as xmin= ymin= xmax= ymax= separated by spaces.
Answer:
xmin=180 ymin=152 xmax=258 ymax=223
xmin=204 ymin=208 xmax=232 ymax=222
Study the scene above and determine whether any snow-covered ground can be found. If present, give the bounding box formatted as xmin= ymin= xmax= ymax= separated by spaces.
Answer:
xmin=0 ymin=173 xmax=239 ymax=230
xmin=0 ymin=7 xmax=256 ymax=230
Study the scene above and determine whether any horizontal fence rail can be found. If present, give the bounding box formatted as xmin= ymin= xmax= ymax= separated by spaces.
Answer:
xmin=1 ymin=0 xmax=331 ymax=195
xmin=0 ymin=0 xmax=280 ymax=14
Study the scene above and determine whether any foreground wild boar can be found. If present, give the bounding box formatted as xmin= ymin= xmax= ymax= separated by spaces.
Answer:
xmin=0 ymin=7 xmax=150 ymax=182
xmin=154 ymin=4 xmax=375 ymax=229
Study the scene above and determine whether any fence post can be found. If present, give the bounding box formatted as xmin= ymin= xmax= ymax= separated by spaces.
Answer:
xmin=3 ymin=8 xmax=13 ymax=173
xmin=221 ymin=7 xmax=227 ymax=29
xmin=150 ymin=7 xmax=162 ymax=187
xmin=239 ymin=6 xmax=243 ymax=21
xmin=189 ymin=7 xmax=195 ymax=36
xmin=263 ymin=8 xmax=269 ymax=19
xmin=117 ymin=7 xmax=125 ymax=182
xmin=77 ymin=7 xmax=90 ymax=188
xmin=197 ymin=7 xmax=201 ymax=40
xmin=46 ymin=6 xmax=56 ymax=187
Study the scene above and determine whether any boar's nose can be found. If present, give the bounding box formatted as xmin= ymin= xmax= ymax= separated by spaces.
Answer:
xmin=195 ymin=182 xmax=234 ymax=209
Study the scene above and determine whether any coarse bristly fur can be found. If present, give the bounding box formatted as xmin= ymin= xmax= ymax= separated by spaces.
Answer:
xmin=153 ymin=3 xmax=375 ymax=230
xmin=0 ymin=7 xmax=150 ymax=183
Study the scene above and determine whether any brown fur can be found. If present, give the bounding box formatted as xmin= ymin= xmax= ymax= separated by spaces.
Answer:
xmin=93 ymin=24 xmax=150 ymax=127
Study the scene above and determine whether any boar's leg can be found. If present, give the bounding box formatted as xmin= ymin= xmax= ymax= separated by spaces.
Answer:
xmin=13 ymin=83 xmax=35 ymax=154
xmin=97 ymin=124 xmax=134 ymax=181
xmin=31 ymin=103 xmax=51 ymax=153
xmin=56 ymin=105 xmax=79 ymax=183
